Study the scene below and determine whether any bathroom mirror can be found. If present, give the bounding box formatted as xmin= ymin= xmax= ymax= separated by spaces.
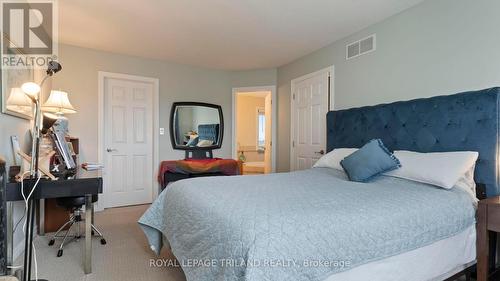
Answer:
xmin=169 ymin=102 xmax=224 ymax=152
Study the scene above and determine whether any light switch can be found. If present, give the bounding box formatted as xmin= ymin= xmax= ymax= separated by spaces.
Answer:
xmin=159 ymin=128 xmax=165 ymax=135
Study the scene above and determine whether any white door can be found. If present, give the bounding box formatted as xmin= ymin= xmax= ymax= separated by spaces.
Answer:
xmin=292 ymin=70 xmax=330 ymax=170
xmin=104 ymin=77 xmax=154 ymax=208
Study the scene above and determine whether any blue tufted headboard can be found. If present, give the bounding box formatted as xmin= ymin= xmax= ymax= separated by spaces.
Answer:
xmin=327 ymin=87 xmax=500 ymax=197
xmin=198 ymin=124 xmax=220 ymax=144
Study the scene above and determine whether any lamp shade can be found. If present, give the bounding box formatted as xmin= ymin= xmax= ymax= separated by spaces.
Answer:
xmin=41 ymin=113 xmax=59 ymax=134
xmin=6 ymin=87 xmax=32 ymax=112
xmin=42 ymin=90 xmax=76 ymax=114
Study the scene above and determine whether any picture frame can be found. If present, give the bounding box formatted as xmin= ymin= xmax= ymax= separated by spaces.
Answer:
xmin=1 ymin=34 xmax=34 ymax=119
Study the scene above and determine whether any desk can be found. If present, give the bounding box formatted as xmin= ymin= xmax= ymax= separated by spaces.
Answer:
xmin=6 ymin=178 xmax=102 ymax=276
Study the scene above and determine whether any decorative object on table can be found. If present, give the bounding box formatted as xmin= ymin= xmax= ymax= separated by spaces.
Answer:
xmin=16 ymin=150 xmax=56 ymax=181
xmin=52 ymin=118 xmax=69 ymax=135
xmin=1 ymin=50 xmax=34 ymax=119
xmin=11 ymin=117 xmax=59 ymax=181
xmin=50 ymin=131 xmax=76 ymax=170
xmin=238 ymin=151 xmax=246 ymax=162
xmin=39 ymin=135 xmax=54 ymax=158
xmin=170 ymin=102 xmax=223 ymax=159
xmin=49 ymin=136 xmax=79 ymax=180
xmin=81 ymin=163 xmax=104 ymax=171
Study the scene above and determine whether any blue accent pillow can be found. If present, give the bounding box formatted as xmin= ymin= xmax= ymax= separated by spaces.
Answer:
xmin=340 ymin=139 xmax=401 ymax=182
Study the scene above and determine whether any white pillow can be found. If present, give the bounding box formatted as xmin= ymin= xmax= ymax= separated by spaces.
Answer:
xmin=384 ymin=150 xmax=479 ymax=189
xmin=196 ymin=139 xmax=214 ymax=147
xmin=313 ymin=148 xmax=358 ymax=171
xmin=455 ymin=164 xmax=478 ymax=204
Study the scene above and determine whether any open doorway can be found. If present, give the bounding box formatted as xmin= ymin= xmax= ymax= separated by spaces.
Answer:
xmin=232 ymin=86 xmax=276 ymax=175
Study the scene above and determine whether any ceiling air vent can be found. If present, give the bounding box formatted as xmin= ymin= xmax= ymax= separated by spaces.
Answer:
xmin=346 ymin=34 xmax=376 ymax=60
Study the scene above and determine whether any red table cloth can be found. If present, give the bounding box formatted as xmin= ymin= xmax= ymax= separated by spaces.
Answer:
xmin=158 ymin=158 xmax=240 ymax=186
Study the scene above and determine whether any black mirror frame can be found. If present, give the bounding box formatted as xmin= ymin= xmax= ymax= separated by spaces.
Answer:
xmin=169 ymin=102 xmax=224 ymax=151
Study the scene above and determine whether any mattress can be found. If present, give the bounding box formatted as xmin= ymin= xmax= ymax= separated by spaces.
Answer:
xmin=139 ymin=168 xmax=476 ymax=281
xmin=323 ymin=224 xmax=476 ymax=281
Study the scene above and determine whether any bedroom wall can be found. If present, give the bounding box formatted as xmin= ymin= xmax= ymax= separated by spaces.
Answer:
xmin=276 ymin=0 xmax=500 ymax=172
xmin=230 ymin=68 xmax=277 ymax=88
xmin=52 ymin=44 xmax=233 ymax=167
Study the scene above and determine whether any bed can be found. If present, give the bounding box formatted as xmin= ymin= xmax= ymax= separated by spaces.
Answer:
xmin=139 ymin=87 xmax=500 ymax=281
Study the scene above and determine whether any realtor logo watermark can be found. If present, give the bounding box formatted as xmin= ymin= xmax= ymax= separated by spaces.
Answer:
xmin=1 ymin=0 xmax=58 ymax=69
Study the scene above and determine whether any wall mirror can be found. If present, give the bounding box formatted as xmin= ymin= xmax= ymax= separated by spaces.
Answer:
xmin=170 ymin=102 xmax=224 ymax=153
xmin=1 ymin=66 xmax=35 ymax=119
xmin=1 ymin=36 xmax=35 ymax=119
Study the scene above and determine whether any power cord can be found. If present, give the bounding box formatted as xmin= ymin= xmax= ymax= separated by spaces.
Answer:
xmin=10 ymin=171 xmax=42 ymax=281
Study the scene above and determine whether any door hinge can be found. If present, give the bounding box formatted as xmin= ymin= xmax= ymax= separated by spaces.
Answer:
xmin=292 ymin=141 xmax=295 ymax=147
xmin=293 ymin=93 xmax=295 ymax=100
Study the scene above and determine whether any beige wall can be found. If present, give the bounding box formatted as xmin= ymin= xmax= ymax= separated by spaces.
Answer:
xmin=230 ymin=68 xmax=277 ymax=88
xmin=276 ymin=0 xmax=500 ymax=172
xmin=236 ymin=95 xmax=265 ymax=162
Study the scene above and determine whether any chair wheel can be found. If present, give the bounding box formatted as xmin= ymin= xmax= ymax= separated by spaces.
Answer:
xmin=57 ymin=249 xmax=63 ymax=257
xmin=48 ymin=240 xmax=55 ymax=246
xmin=76 ymin=235 xmax=82 ymax=239
xmin=100 ymin=239 xmax=107 ymax=245
xmin=92 ymin=231 xmax=95 ymax=235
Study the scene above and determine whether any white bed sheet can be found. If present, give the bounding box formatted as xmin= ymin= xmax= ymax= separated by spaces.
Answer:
xmin=323 ymin=224 xmax=476 ymax=281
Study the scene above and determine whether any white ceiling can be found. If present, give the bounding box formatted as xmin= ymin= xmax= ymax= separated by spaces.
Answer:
xmin=58 ymin=0 xmax=425 ymax=70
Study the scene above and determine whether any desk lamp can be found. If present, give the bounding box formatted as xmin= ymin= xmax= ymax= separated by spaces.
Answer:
xmin=19 ymin=61 xmax=63 ymax=281
xmin=21 ymin=61 xmax=63 ymax=179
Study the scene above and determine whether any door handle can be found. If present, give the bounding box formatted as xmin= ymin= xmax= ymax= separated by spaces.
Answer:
xmin=315 ymin=150 xmax=325 ymax=155
xmin=106 ymin=148 xmax=117 ymax=152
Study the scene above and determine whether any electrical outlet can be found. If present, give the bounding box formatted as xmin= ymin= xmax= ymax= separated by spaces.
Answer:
xmin=159 ymin=128 xmax=165 ymax=135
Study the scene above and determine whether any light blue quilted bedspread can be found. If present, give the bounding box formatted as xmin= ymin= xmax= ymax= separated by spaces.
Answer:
xmin=138 ymin=168 xmax=475 ymax=281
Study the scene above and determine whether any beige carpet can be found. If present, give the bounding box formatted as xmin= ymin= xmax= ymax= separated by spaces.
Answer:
xmin=19 ymin=205 xmax=186 ymax=281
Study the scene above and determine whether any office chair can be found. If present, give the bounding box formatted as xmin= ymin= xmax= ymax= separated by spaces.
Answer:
xmin=48 ymin=195 xmax=107 ymax=257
